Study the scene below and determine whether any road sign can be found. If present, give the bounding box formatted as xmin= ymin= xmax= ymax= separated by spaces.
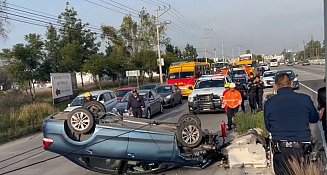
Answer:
xmin=50 ymin=73 xmax=78 ymax=104
xmin=157 ymin=58 xmax=164 ymax=66
xmin=126 ymin=70 xmax=140 ymax=77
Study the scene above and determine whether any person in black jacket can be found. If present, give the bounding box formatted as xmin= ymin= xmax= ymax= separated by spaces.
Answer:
xmin=317 ymin=85 xmax=326 ymax=141
xmin=247 ymin=78 xmax=257 ymax=113
xmin=235 ymin=79 xmax=247 ymax=112
xmin=127 ymin=89 xmax=145 ymax=118
xmin=264 ymin=73 xmax=319 ymax=175
xmin=254 ymin=75 xmax=265 ymax=111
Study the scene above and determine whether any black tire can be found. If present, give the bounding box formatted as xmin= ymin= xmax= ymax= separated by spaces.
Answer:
xmin=146 ymin=108 xmax=151 ymax=119
xmin=178 ymin=114 xmax=201 ymax=127
xmin=67 ymin=108 xmax=95 ymax=134
xmin=83 ymin=101 xmax=106 ymax=119
xmin=176 ymin=121 xmax=202 ymax=148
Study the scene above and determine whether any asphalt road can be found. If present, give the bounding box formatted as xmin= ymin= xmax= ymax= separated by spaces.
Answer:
xmin=0 ymin=64 xmax=324 ymax=175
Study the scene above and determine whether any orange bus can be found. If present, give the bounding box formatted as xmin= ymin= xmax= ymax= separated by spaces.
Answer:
xmin=167 ymin=61 xmax=210 ymax=97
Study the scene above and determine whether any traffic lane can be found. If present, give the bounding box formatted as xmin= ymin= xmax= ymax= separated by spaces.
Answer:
xmin=293 ymin=64 xmax=325 ymax=77
xmin=271 ymin=65 xmax=323 ymax=81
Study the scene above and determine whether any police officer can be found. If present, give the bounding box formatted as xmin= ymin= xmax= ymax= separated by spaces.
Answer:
xmin=247 ymin=78 xmax=257 ymax=113
xmin=254 ymin=75 xmax=264 ymax=111
xmin=264 ymin=73 xmax=319 ymax=175
xmin=235 ymin=79 xmax=247 ymax=112
xmin=127 ymin=89 xmax=145 ymax=118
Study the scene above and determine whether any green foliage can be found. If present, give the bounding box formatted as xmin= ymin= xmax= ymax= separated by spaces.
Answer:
xmin=245 ymin=49 xmax=251 ymax=54
xmin=234 ymin=112 xmax=269 ymax=138
xmin=183 ymin=43 xmax=198 ymax=59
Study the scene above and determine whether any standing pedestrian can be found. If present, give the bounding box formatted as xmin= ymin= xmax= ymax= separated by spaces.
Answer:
xmin=127 ymin=89 xmax=145 ymax=118
xmin=248 ymin=78 xmax=257 ymax=112
xmin=223 ymin=83 xmax=230 ymax=114
xmin=317 ymin=85 xmax=326 ymax=141
xmin=254 ymin=75 xmax=264 ymax=111
xmin=235 ymin=79 xmax=247 ymax=112
xmin=264 ymin=73 xmax=319 ymax=175
xmin=223 ymin=83 xmax=242 ymax=130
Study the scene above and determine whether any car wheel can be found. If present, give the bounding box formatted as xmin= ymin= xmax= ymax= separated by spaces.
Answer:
xmin=82 ymin=101 xmax=106 ymax=119
xmin=67 ymin=108 xmax=95 ymax=134
xmin=147 ymin=108 xmax=151 ymax=119
xmin=178 ymin=114 xmax=201 ymax=127
xmin=177 ymin=121 xmax=202 ymax=148
xmin=159 ymin=103 xmax=164 ymax=113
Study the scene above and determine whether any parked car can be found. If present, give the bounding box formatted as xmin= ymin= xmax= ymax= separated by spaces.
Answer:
xmin=114 ymin=90 xmax=163 ymax=118
xmin=115 ymin=87 xmax=135 ymax=102
xmin=64 ymin=90 xmax=118 ymax=112
xmin=302 ymin=60 xmax=310 ymax=66
xmin=188 ymin=74 xmax=232 ymax=113
xmin=139 ymin=84 xmax=157 ymax=90
xmin=43 ymin=106 xmax=227 ymax=174
xmin=262 ymin=70 xmax=277 ymax=88
xmin=258 ymin=63 xmax=270 ymax=71
xmin=155 ymin=84 xmax=183 ymax=107
xmin=275 ymin=70 xmax=299 ymax=90
xmin=287 ymin=61 xmax=294 ymax=66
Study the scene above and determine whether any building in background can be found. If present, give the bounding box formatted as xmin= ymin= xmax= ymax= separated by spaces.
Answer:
xmin=263 ymin=55 xmax=285 ymax=63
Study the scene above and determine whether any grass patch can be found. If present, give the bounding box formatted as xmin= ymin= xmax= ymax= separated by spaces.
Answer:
xmin=234 ymin=111 xmax=269 ymax=138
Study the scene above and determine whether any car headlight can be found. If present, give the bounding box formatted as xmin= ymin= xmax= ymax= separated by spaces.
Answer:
xmin=188 ymin=96 xmax=194 ymax=102
xmin=165 ymin=95 xmax=171 ymax=99
xmin=294 ymin=78 xmax=298 ymax=81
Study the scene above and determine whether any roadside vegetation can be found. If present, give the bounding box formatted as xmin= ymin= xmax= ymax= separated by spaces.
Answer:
xmin=234 ymin=112 xmax=269 ymax=138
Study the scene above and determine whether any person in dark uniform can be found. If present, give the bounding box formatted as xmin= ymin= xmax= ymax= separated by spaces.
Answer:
xmin=317 ymin=81 xmax=326 ymax=141
xmin=247 ymin=78 xmax=257 ymax=113
xmin=127 ymin=89 xmax=145 ymax=118
xmin=264 ymin=73 xmax=319 ymax=175
xmin=235 ymin=79 xmax=247 ymax=112
xmin=254 ymin=75 xmax=264 ymax=111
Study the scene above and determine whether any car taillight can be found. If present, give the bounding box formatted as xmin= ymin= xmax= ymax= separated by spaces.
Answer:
xmin=43 ymin=138 xmax=53 ymax=150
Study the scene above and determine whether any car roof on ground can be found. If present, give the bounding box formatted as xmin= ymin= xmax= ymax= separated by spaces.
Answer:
xmin=77 ymin=90 xmax=114 ymax=98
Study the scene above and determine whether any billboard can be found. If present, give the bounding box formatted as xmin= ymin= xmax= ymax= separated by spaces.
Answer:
xmin=51 ymin=73 xmax=78 ymax=104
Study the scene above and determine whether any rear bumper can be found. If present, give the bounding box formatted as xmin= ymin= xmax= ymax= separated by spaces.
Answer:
xmin=188 ymin=100 xmax=223 ymax=112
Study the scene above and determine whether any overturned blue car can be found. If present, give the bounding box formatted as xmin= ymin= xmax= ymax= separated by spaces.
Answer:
xmin=42 ymin=101 xmax=228 ymax=174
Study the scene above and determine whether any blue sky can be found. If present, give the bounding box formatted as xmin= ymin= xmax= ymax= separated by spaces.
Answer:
xmin=0 ymin=0 xmax=324 ymax=57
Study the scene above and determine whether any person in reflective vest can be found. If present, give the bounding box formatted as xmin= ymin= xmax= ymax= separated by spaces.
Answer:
xmin=223 ymin=83 xmax=242 ymax=130
xmin=223 ymin=83 xmax=230 ymax=114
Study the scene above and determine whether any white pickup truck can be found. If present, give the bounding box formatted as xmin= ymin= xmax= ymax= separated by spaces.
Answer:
xmin=188 ymin=74 xmax=232 ymax=113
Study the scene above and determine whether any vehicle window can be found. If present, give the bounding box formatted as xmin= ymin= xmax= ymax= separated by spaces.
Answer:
xmin=86 ymin=157 xmax=120 ymax=172
xmin=126 ymin=161 xmax=174 ymax=174
xmin=116 ymin=90 xmax=129 ymax=97
xmin=156 ymin=86 xmax=172 ymax=93
xmin=195 ymin=79 xmax=225 ymax=89
xmin=110 ymin=92 xmax=116 ymax=98
xmin=121 ymin=92 xmax=132 ymax=102
xmin=140 ymin=85 xmax=156 ymax=90
xmin=233 ymin=70 xmax=247 ymax=75
xmin=103 ymin=93 xmax=112 ymax=102
xmin=99 ymin=94 xmax=105 ymax=102
xmin=263 ymin=72 xmax=276 ymax=77
xmin=71 ymin=95 xmax=99 ymax=106
xmin=169 ymin=72 xmax=194 ymax=79
xmin=277 ymin=70 xmax=295 ymax=78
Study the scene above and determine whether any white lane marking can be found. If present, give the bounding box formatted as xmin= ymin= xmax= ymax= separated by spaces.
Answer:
xmin=299 ymin=82 xmax=318 ymax=94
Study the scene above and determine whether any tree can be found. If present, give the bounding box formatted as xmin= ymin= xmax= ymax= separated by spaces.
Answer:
xmin=58 ymin=7 xmax=99 ymax=86
xmin=44 ymin=25 xmax=61 ymax=74
xmin=1 ymin=34 xmax=44 ymax=102
xmin=83 ymin=54 xmax=107 ymax=89
xmin=183 ymin=43 xmax=198 ymax=59
xmin=245 ymin=49 xmax=251 ymax=54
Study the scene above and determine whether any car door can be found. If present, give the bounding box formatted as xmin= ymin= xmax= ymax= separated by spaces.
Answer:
xmin=151 ymin=91 xmax=161 ymax=113
xmin=147 ymin=91 xmax=156 ymax=113
xmin=108 ymin=92 xmax=118 ymax=111
xmin=174 ymin=85 xmax=182 ymax=103
xmin=102 ymin=92 xmax=112 ymax=111
xmin=127 ymin=130 xmax=175 ymax=162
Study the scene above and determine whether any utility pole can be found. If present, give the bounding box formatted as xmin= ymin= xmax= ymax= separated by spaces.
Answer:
xmin=204 ymin=28 xmax=212 ymax=63
xmin=156 ymin=5 xmax=170 ymax=84
xmin=222 ymin=42 xmax=225 ymax=63
xmin=303 ymin=40 xmax=306 ymax=61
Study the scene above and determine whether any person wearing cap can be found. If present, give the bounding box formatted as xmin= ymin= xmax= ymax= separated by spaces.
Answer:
xmin=223 ymin=83 xmax=242 ymax=130
xmin=84 ymin=92 xmax=93 ymax=103
xmin=223 ymin=83 xmax=230 ymax=114
xmin=235 ymin=79 xmax=247 ymax=112
xmin=127 ymin=89 xmax=145 ymax=118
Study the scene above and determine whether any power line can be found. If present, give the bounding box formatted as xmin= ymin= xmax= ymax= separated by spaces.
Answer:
xmin=0 ymin=16 xmax=48 ymax=28
xmin=107 ymin=0 xmax=139 ymax=13
xmin=83 ymin=0 xmax=138 ymax=18
xmin=96 ymin=0 xmax=139 ymax=16
xmin=139 ymin=0 xmax=159 ymax=7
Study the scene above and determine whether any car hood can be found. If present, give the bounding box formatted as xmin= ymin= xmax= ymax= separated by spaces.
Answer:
xmin=158 ymin=92 xmax=172 ymax=97
xmin=64 ymin=106 xmax=81 ymax=112
xmin=189 ymin=88 xmax=225 ymax=97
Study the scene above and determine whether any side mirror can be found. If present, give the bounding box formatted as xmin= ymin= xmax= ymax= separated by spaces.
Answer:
xmin=188 ymin=86 xmax=193 ymax=90
xmin=67 ymin=104 xmax=71 ymax=107
xmin=296 ymin=74 xmax=298 ymax=77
